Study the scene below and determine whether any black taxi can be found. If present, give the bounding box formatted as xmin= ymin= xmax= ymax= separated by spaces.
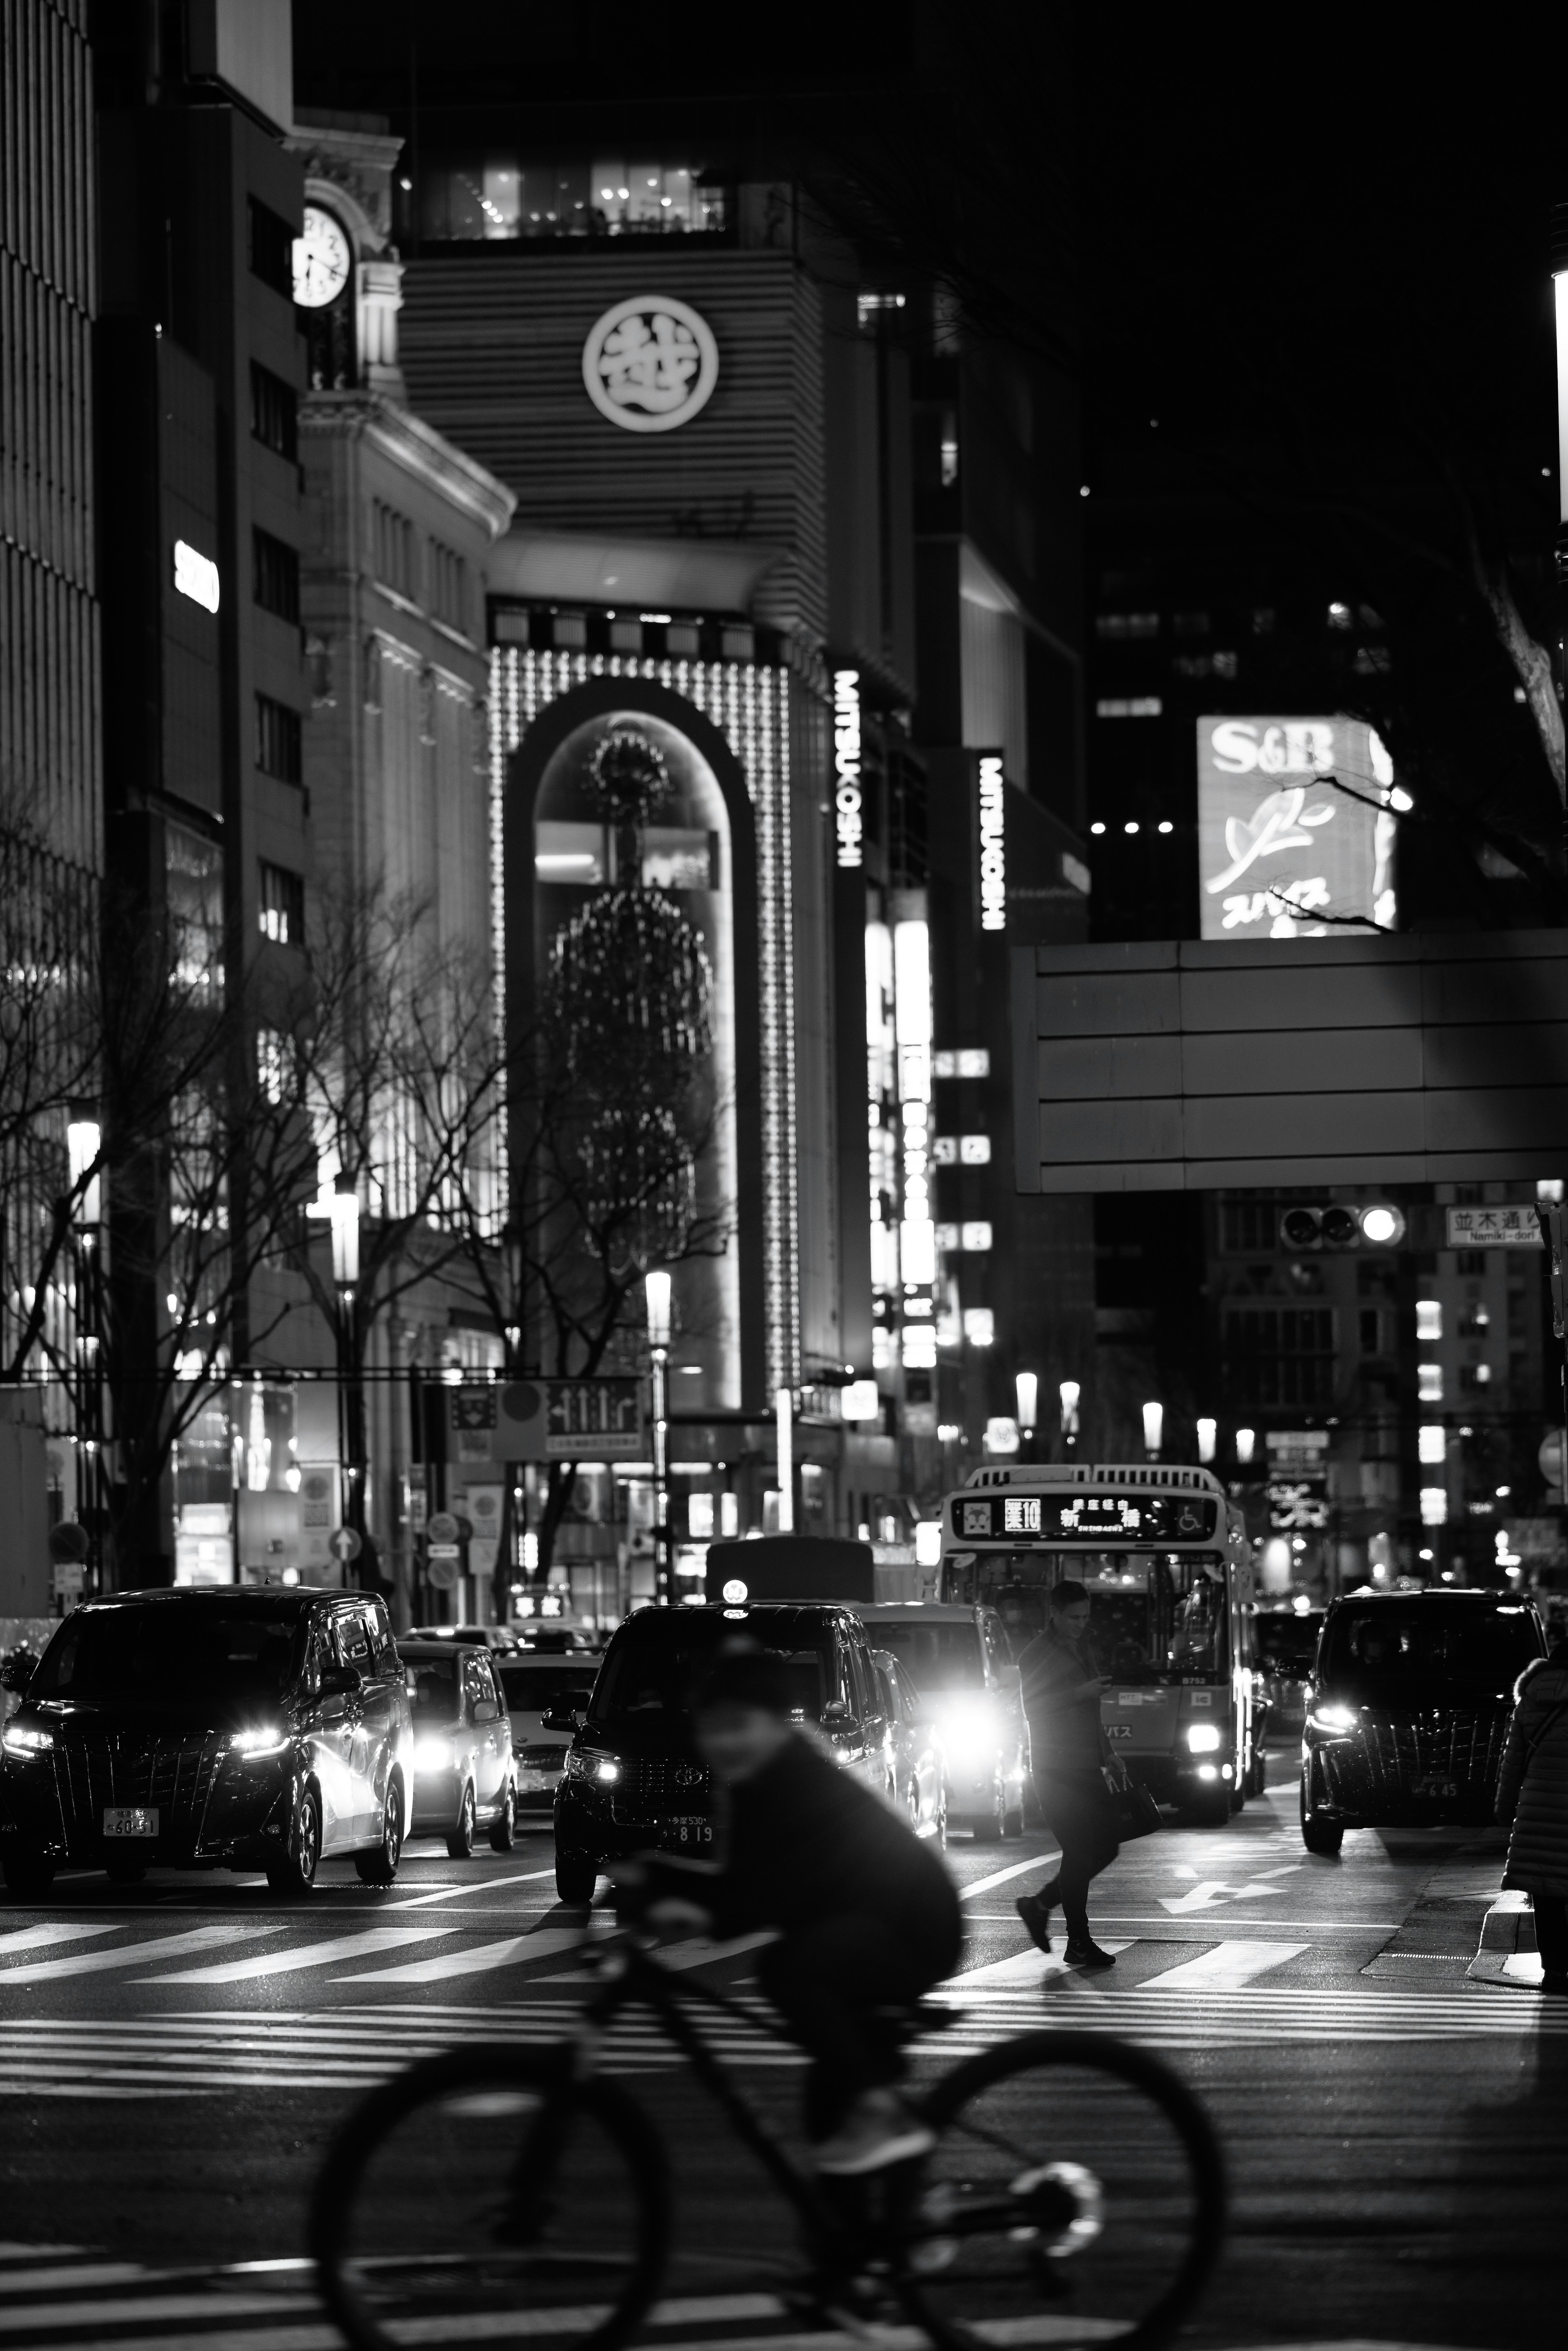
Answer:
xmin=1299 ymin=1588 xmax=1545 ymax=1854
xmin=550 ymin=1601 xmax=891 ymax=1903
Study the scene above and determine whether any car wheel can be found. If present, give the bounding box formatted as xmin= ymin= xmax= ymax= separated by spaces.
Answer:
xmin=105 ymin=1857 xmax=147 ymax=1887
xmin=2 ymin=1849 xmax=55 ymax=1900
xmin=488 ymin=1779 xmax=517 ymax=1854
xmin=1300 ymin=1769 xmax=1344 ymax=1856
xmin=355 ymin=1778 xmax=404 ymax=1886
xmin=445 ymin=1781 xmax=477 ymax=1861
xmin=555 ymin=1847 xmax=597 ymax=1904
xmin=266 ymin=1786 xmax=322 ymax=1897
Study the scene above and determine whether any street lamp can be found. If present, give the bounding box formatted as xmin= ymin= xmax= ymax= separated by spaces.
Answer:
xmin=645 ymin=1270 xmax=672 ymax=1605
xmin=330 ymin=1181 xmax=361 ymax=1293
xmin=775 ymin=1386 xmax=794 ymax=1533
xmin=1015 ymin=1372 xmax=1038 ymax=1448
xmin=1142 ymin=1400 xmax=1163 ymax=1460
xmin=1059 ymin=1378 xmax=1080 ymax=1449
xmin=1196 ymin=1416 xmax=1217 ymax=1465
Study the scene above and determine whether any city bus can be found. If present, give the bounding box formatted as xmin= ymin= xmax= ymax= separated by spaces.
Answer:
xmin=938 ymin=1462 xmax=1261 ymax=1825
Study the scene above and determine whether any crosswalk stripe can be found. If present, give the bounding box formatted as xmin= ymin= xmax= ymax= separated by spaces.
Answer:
xmin=133 ymin=1927 xmax=453 ymax=1984
xmin=0 ymin=1924 xmax=280 ymax=1985
xmin=0 ymin=2287 xmax=317 ymax=2334
xmin=653 ymin=1932 xmax=777 ymax=1971
xmin=0 ymin=1924 xmax=121 ymax=1963
xmin=1135 ymin=1940 xmax=1310 ymax=1989
xmin=958 ymin=1854 xmax=1060 ymax=1902
xmin=386 ymin=1869 xmax=558 ymax=1910
xmin=334 ymin=1929 xmax=587 ymax=1985
xmin=950 ymin=1941 xmax=1135 ymax=1988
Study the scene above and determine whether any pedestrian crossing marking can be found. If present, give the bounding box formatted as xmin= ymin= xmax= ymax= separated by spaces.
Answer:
xmin=951 ymin=1941 xmax=1136 ymax=1989
xmin=133 ymin=1925 xmax=453 ymax=1985
xmin=1 ymin=1923 xmax=278 ymax=1985
xmin=1135 ymin=1941 xmax=1310 ymax=1990
xmin=334 ymin=1928 xmax=585 ymax=1984
xmin=0 ymin=1923 xmax=121 ymax=1962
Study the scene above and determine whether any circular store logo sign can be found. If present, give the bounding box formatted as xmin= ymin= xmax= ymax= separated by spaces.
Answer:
xmin=581 ymin=295 xmax=719 ymax=434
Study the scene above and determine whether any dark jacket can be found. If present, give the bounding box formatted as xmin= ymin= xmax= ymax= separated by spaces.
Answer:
xmin=1497 ymin=1650 xmax=1568 ymax=1899
xmin=684 ymin=1733 xmax=962 ymax=1961
xmin=1018 ymin=1621 xmax=1108 ymax=1776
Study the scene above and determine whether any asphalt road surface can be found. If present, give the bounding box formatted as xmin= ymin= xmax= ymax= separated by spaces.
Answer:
xmin=0 ymin=1751 xmax=1558 ymax=2351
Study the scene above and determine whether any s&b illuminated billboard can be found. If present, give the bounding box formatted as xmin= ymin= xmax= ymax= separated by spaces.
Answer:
xmin=1196 ymin=715 xmax=1396 ymax=941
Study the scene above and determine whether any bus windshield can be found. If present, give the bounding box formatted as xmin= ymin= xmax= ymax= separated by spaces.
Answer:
xmin=945 ymin=1549 xmax=1232 ymax=1685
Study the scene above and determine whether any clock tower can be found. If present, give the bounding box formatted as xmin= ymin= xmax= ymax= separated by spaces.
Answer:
xmin=286 ymin=114 xmax=408 ymax=402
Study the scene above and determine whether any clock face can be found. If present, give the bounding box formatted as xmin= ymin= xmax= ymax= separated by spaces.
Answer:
xmin=292 ymin=205 xmax=352 ymax=308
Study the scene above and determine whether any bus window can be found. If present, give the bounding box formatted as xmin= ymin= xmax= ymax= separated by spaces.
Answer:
xmin=949 ymin=1547 xmax=1231 ymax=1686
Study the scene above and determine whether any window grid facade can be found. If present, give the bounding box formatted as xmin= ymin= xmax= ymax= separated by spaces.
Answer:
xmin=254 ymin=692 xmax=302 ymax=782
xmin=257 ymin=859 xmax=303 ymax=944
xmin=373 ymin=501 xmax=417 ymax=602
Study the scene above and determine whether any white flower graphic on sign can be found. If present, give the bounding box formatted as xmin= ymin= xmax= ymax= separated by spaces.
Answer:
xmin=581 ymin=295 xmax=719 ymax=434
xmin=1205 ymin=785 xmax=1335 ymax=894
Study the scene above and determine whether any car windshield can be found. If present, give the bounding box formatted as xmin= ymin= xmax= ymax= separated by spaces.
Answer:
xmin=30 ymin=1608 xmax=298 ymax=1705
xmin=1255 ymin=1614 xmax=1323 ymax=1673
xmin=405 ymin=1658 xmax=461 ymax=1720
xmin=1321 ymin=1601 xmax=1540 ymax=1696
xmin=498 ymin=1665 xmax=597 ymax=1711
xmin=589 ymin=1616 xmax=831 ymax=1727
xmin=866 ymin=1623 xmax=985 ymax=1691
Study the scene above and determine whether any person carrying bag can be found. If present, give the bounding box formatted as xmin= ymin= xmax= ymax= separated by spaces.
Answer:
xmin=1496 ymin=1634 xmax=1568 ymax=1997
xmin=1013 ymin=1581 xmax=1131 ymax=1970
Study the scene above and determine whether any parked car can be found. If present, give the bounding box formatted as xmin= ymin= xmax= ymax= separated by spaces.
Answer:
xmin=1253 ymin=1604 xmax=1325 ymax=1733
xmin=401 ymin=1640 xmax=518 ymax=1859
xmin=870 ymin=1647 xmax=945 ymax=1843
xmin=855 ymin=1602 xmax=1027 ymax=1840
xmin=0 ymin=1589 xmax=411 ymax=1898
xmin=1299 ymin=1589 xmax=1546 ymax=1854
xmin=496 ymin=1653 xmax=601 ymax=1819
xmin=551 ymin=1601 xmax=891 ymax=1904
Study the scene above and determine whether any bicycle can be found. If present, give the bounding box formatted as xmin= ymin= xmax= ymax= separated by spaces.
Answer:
xmin=310 ymin=1914 xmax=1226 ymax=2351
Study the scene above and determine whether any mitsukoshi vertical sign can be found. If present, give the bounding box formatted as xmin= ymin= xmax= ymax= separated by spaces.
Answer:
xmin=1195 ymin=715 xmax=1397 ymax=940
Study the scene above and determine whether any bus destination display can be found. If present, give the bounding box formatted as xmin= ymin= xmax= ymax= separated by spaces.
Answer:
xmin=951 ymin=1493 xmax=1218 ymax=1543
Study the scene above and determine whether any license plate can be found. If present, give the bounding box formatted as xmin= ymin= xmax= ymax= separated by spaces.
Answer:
xmin=664 ymin=1818 xmax=712 ymax=1845
xmin=104 ymin=1807 xmax=157 ymax=1838
xmin=1413 ymin=1777 xmax=1457 ymax=1799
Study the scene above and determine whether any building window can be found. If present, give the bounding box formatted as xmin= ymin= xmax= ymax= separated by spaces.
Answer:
xmin=1416 ymin=1299 xmax=1442 ymax=1342
xmin=1220 ymin=1199 xmax=1281 ymax=1254
xmin=258 ymin=862 xmax=304 ymax=945
xmin=1172 ymin=611 xmax=1211 ymax=638
xmin=247 ymin=198 xmax=295 ymax=296
xmin=254 ymin=694 xmax=302 ymax=783
xmin=429 ymin=538 xmax=468 ymax=633
xmin=1095 ymin=612 xmax=1160 ymax=640
xmin=252 ymin=528 xmax=300 ymax=624
xmin=1223 ymin=1304 xmax=1336 ymax=1409
xmin=419 ymin=156 xmax=726 ymax=243
xmin=1096 ymin=697 xmax=1163 ymax=719
xmin=257 ymin=1025 xmax=297 ymax=1103
xmin=374 ymin=503 xmax=417 ymax=601
xmin=250 ymin=363 xmax=298 ymax=461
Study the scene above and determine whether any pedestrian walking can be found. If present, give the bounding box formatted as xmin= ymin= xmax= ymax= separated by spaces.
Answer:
xmin=1497 ymin=1634 xmax=1568 ymax=1997
xmin=1013 ymin=1580 xmax=1120 ymax=1969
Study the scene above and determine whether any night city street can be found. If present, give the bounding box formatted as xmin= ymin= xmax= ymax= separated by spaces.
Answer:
xmin=0 ymin=1762 xmax=1564 ymax=2350
xmin=7 ymin=5 xmax=1568 ymax=2351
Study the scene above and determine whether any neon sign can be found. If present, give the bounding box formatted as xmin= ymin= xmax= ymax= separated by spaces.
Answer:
xmin=978 ymin=753 xmax=1005 ymax=930
xmin=833 ymin=669 xmax=862 ymax=869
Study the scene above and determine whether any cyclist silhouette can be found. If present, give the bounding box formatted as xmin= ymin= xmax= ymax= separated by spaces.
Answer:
xmin=614 ymin=1646 xmax=962 ymax=2175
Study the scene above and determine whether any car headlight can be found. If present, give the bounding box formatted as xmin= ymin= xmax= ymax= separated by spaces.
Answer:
xmin=229 ymin=1726 xmax=290 ymax=1758
xmin=415 ymin=1734 xmax=454 ymax=1772
xmin=2 ymin=1721 xmax=52 ymax=1757
xmin=1307 ymin=1703 xmax=1359 ymax=1736
xmin=1185 ymin=1724 xmax=1223 ymax=1754
xmin=564 ymin=1751 xmax=620 ymax=1784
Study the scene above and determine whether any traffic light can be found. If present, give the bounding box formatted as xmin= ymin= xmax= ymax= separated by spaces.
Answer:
xmin=1278 ymin=1203 xmax=1407 ymax=1251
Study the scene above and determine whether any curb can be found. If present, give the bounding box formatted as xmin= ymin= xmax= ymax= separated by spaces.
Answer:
xmin=1466 ymin=1888 xmax=1542 ymax=1987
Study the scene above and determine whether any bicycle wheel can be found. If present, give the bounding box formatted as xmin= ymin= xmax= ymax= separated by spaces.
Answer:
xmin=897 ymin=2030 xmax=1225 ymax=2351
xmin=310 ymin=2045 xmax=671 ymax=2351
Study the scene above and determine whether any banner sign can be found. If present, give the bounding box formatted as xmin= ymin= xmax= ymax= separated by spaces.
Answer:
xmin=450 ymin=1379 xmax=644 ymax=1464
xmin=1266 ymin=1429 xmax=1328 ymax=1531
xmin=1196 ymin=715 xmax=1396 ymax=941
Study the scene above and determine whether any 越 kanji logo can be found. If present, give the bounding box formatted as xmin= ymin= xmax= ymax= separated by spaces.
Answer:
xmin=581 ymin=295 xmax=719 ymax=434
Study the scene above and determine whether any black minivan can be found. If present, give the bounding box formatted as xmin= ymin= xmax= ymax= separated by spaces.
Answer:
xmin=0 ymin=1588 xmax=413 ymax=1897
xmin=1299 ymin=1589 xmax=1546 ymax=1853
xmin=550 ymin=1602 xmax=891 ymax=1903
